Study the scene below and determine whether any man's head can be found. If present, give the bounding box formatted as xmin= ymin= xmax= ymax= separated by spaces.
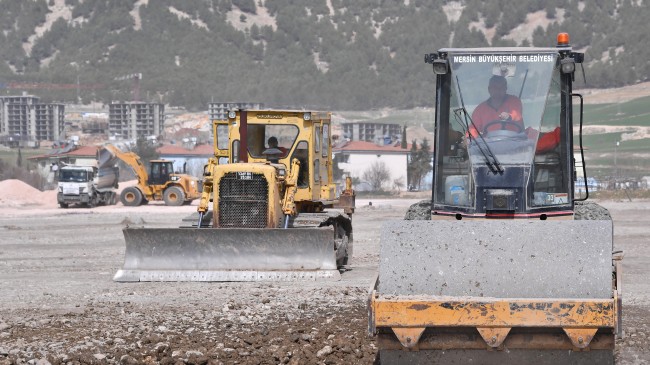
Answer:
xmin=268 ymin=136 xmax=278 ymax=148
xmin=488 ymin=75 xmax=508 ymax=102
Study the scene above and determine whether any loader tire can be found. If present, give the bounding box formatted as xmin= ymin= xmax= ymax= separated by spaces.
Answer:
xmin=163 ymin=186 xmax=185 ymax=206
xmin=59 ymin=202 xmax=69 ymax=209
xmin=121 ymin=187 xmax=143 ymax=206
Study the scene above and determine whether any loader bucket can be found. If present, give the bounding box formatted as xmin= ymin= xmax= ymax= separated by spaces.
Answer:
xmin=113 ymin=226 xmax=340 ymax=282
xmin=97 ymin=146 xmax=118 ymax=168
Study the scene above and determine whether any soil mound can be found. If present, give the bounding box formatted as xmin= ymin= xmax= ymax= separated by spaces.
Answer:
xmin=404 ymin=199 xmax=431 ymax=220
xmin=0 ymin=179 xmax=45 ymax=207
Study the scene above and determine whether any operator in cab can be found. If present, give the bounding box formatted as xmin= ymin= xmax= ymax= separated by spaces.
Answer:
xmin=469 ymin=75 xmax=523 ymax=138
xmin=469 ymin=75 xmax=560 ymax=153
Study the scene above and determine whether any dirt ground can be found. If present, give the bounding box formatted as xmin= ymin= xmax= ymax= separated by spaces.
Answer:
xmin=0 ymin=196 xmax=649 ymax=364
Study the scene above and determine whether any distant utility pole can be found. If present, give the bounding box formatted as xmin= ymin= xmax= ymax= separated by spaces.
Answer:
xmin=614 ymin=140 xmax=620 ymax=187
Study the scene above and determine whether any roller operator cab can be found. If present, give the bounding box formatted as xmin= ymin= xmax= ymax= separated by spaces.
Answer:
xmin=427 ymin=35 xmax=586 ymax=219
xmin=369 ymin=34 xmax=621 ymax=365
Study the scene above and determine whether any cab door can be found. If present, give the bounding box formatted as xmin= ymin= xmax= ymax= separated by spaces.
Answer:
xmin=312 ymin=122 xmax=322 ymax=200
xmin=212 ymin=120 xmax=230 ymax=164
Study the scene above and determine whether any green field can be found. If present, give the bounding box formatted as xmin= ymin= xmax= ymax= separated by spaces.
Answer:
xmin=582 ymin=96 xmax=650 ymax=127
xmin=577 ymin=96 xmax=650 ymax=178
xmin=338 ymin=97 xmax=650 ymax=179
xmin=0 ymin=148 xmax=48 ymax=167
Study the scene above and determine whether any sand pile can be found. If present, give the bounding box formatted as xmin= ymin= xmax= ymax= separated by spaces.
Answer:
xmin=0 ymin=179 xmax=49 ymax=207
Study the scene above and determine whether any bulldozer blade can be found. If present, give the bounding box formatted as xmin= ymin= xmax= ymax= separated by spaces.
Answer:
xmin=113 ymin=226 xmax=340 ymax=282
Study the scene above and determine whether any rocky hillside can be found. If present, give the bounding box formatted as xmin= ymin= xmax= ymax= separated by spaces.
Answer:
xmin=0 ymin=0 xmax=647 ymax=110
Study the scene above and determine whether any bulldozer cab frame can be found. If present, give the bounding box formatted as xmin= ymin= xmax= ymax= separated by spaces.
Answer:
xmin=216 ymin=110 xmax=337 ymax=206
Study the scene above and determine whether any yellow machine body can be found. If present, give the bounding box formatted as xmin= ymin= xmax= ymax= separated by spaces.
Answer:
xmin=114 ymin=110 xmax=355 ymax=282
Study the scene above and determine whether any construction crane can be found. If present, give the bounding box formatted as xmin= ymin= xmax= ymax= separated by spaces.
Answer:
xmin=113 ymin=73 xmax=142 ymax=102
xmin=0 ymin=81 xmax=103 ymax=90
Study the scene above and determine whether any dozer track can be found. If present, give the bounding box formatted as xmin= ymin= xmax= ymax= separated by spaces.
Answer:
xmin=114 ymin=210 xmax=352 ymax=282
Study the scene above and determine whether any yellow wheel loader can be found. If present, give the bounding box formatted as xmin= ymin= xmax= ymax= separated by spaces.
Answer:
xmin=369 ymin=33 xmax=622 ymax=364
xmin=114 ymin=110 xmax=355 ymax=282
xmin=99 ymin=144 xmax=201 ymax=206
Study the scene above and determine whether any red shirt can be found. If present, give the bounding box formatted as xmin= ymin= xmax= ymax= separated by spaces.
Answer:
xmin=470 ymin=95 xmax=523 ymax=137
xmin=535 ymin=127 xmax=560 ymax=153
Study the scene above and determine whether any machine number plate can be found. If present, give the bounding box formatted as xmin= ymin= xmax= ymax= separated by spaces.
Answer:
xmin=237 ymin=172 xmax=253 ymax=180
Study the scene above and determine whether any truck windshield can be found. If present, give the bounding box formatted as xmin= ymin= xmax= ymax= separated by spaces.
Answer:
xmin=448 ymin=52 xmax=558 ymax=166
xmin=59 ymin=170 xmax=89 ymax=182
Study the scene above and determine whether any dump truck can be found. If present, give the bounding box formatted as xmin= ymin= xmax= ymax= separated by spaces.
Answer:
xmin=99 ymin=144 xmax=201 ymax=206
xmin=368 ymin=33 xmax=622 ymax=364
xmin=114 ymin=110 xmax=355 ymax=282
xmin=57 ymin=164 xmax=119 ymax=208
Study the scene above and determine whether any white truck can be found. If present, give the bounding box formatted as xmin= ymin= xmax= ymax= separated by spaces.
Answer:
xmin=57 ymin=164 xmax=119 ymax=208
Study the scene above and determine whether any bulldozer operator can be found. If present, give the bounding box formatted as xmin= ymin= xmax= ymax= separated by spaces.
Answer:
xmin=263 ymin=136 xmax=288 ymax=163
xmin=267 ymin=136 xmax=287 ymax=155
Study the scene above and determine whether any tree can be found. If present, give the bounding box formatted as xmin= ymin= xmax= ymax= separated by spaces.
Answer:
xmin=132 ymin=137 xmax=160 ymax=170
xmin=393 ymin=176 xmax=405 ymax=192
xmin=363 ymin=160 xmax=391 ymax=191
xmin=17 ymin=148 xmax=22 ymax=168
xmin=408 ymin=138 xmax=433 ymax=190
xmin=232 ymin=0 xmax=256 ymax=14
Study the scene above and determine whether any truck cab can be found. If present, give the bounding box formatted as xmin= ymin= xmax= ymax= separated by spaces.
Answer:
xmin=57 ymin=165 xmax=118 ymax=208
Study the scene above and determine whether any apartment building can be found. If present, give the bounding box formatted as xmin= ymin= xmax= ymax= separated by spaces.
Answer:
xmin=108 ymin=102 xmax=164 ymax=140
xmin=0 ymin=95 xmax=65 ymax=146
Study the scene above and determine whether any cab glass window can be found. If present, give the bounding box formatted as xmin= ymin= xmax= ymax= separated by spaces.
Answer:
xmin=216 ymin=124 xmax=229 ymax=150
xmin=292 ymin=141 xmax=310 ymax=188
xmin=246 ymin=124 xmax=299 ymax=158
xmin=322 ymin=124 xmax=329 ymax=158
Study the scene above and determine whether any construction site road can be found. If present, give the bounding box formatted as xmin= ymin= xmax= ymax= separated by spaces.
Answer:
xmin=0 ymin=198 xmax=649 ymax=364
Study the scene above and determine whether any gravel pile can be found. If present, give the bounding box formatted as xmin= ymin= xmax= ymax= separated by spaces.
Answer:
xmin=404 ymin=199 xmax=431 ymax=220
xmin=0 ymin=289 xmax=377 ymax=365
xmin=574 ymin=201 xmax=612 ymax=220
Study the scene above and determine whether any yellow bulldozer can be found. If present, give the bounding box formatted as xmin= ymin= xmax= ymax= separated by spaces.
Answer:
xmin=369 ymin=33 xmax=622 ymax=364
xmin=113 ymin=110 xmax=355 ymax=282
xmin=99 ymin=144 xmax=201 ymax=206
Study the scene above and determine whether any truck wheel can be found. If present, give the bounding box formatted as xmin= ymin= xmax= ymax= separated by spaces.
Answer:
xmin=120 ymin=187 xmax=143 ymax=206
xmin=87 ymin=195 xmax=97 ymax=208
xmin=59 ymin=202 xmax=69 ymax=209
xmin=163 ymin=186 xmax=185 ymax=206
xmin=110 ymin=193 xmax=118 ymax=205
